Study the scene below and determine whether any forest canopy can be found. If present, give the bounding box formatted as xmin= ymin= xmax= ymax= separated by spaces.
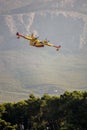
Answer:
xmin=0 ymin=91 xmax=87 ymax=130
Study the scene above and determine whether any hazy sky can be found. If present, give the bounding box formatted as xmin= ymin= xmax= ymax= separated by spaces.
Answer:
xmin=0 ymin=0 xmax=87 ymax=102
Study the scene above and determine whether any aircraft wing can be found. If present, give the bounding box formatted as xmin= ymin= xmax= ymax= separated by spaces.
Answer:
xmin=16 ymin=32 xmax=32 ymax=40
xmin=43 ymin=40 xmax=61 ymax=50
xmin=42 ymin=40 xmax=53 ymax=46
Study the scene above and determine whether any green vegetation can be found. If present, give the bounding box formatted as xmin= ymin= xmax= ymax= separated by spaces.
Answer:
xmin=0 ymin=91 xmax=87 ymax=130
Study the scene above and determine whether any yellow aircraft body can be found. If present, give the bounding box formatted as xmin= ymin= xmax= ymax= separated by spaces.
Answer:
xmin=16 ymin=32 xmax=61 ymax=50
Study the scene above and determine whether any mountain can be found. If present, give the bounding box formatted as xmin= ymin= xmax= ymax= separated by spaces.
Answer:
xmin=0 ymin=0 xmax=87 ymax=102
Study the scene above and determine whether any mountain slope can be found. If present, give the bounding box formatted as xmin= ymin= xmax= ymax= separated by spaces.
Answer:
xmin=0 ymin=0 xmax=87 ymax=102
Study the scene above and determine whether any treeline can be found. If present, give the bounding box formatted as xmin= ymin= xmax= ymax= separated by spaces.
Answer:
xmin=0 ymin=91 xmax=87 ymax=130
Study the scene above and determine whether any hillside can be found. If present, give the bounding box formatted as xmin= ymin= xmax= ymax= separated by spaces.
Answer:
xmin=0 ymin=0 xmax=87 ymax=102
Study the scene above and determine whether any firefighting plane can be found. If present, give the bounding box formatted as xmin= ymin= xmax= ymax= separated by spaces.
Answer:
xmin=16 ymin=32 xmax=61 ymax=51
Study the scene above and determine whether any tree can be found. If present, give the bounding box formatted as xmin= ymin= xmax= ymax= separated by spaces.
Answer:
xmin=0 ymin=119 xmax=17 ymax=130
xmin=1 ymin=91 xmax=87 ymax=130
